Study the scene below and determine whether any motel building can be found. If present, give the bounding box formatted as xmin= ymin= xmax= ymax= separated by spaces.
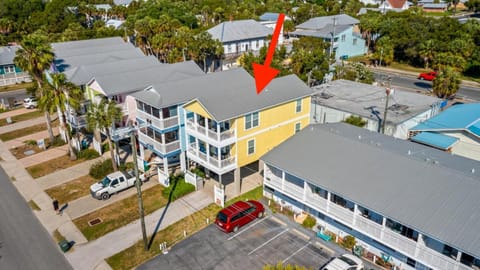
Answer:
xmin=261 ymin=123 xmax=480 ymax=270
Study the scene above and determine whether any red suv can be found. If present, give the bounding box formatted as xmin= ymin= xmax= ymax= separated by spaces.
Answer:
xmin=418 ymin=71 xmax=437 ymax=81
xmin=215 ymin=200 xmax=265 ymax=233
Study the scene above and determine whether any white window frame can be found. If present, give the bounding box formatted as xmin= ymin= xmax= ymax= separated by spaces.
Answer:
xmin=247 ymin=139 xmax=255 ymax=155
xmin=245 ymin=111 xmax=259 ymax=130
xmin=295 ymin=99 xmax=302 ymax=113
xmin=341 ymin=34 xmax=346 ymax=42
xmin=295 ymin=122 xmax=301 ymax=133
xmin=4 ymin=65 xmax=15 ymax=74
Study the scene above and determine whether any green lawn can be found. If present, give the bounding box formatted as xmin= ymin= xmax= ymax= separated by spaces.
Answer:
xmin=0 ymin=110 xmax=43 ymax=126
xmin=0 ymin=82 xmax=34 ymax=93
xmin=0 ymin=119 xmax=59 ymax=141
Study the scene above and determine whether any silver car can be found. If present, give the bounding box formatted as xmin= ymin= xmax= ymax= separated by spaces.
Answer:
xmin=23 ymin=97 xmax=38 ymax=109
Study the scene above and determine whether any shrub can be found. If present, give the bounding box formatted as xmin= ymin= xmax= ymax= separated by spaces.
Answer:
xmin=191 ymin=167 xmax=205 ymax=178
xmin=77 ymin=149 xmax=100 ymax=160
xmin=101 ymin=142 xmax=110 ymax=153
xmin=119 ymin=162 xmax=134 ymax=171
xmin=24 ymin=139 xmax=37 ymax=146
xmin=50 ymin=136 xmax=66 ymax=147
xmin=302 ymin=215 xmax=317 ymax=229
xmin=161 ymin=174 xmax=195 ymax=201
xmin=89 ymin=159 xmax=114 ymax=179
xmin=341 ymin=235 xmax=356 ymax=250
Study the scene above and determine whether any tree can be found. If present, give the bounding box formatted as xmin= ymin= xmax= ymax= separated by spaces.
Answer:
xmin=190 ymin=32 xmax=224 ymax=72
xmin=335 ymin=62 xmax=375 ymax=84
xmin=87 ymin=99 xmax=123 ymax=171
xmin=373 ymin=36 xmax=394 ymax=66
xmin=432 ymin=66 xmax=461 ymax=99
xmin=344 ymin=115 xmax=367 ymax=127
xmin=14 ymin=31 xmax=55 ymax=143
xmin=38 ymin=73 xmax=82 ymax=160
xmin=418 ymin=39 xmax=436 ymax=70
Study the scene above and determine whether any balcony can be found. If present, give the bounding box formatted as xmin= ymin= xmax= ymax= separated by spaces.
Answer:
xmin=264 ymin=169 xmax=470 ymax=270
xmin=68 ymin=114 xmax=87 ymax=129
xmin=137 ymin=110 xmax=179 ymax=130
xmin=138 ymin=132 xmax=180 ymax=155
xmin=187 ymin=143 xmax=236 ymax=174
xmin=186 ymin=119 xmax=235 ymax=146
xmin=0 ymin=72 xmax=31 ymax=86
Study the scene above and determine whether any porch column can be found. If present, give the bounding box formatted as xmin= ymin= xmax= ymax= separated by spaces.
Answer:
xmin=217 ymin=146 xmax=221 ymax=168
xmin=206 ymin=143 xmax=210 ymax=163
xmin=193 ymin=113 xmax=198 ymax=132
xmin=353 ymin=204 xmax=359 ymax=226
xmin=139 ymin=143 xmax=145 ymax=161
xmin=180 ymin=151 xmax=186 ymax=172
xmin=326 ymin=192 xmax=331 ymax=212
xmin=414 ymin=233 xmax=424 ymax=257
xmin=163 ymin=156 xmax=169 ymax=176
xmin=456 ymin=251 xmax=462 ymax=262
xmin=258 ymin=159 xmax=265 ymax=174
xmin=380 ymin=217 xmax=387 ymax=240
xmin=217 ymin=123 xmax=221 ymax=141
xmin=281 ymin=170 xmax=285 ymax=190
xmin=204 ymin=118 xmax=208 ymax=136
xmin=234 ymin=167 xmax=241 ymax=196
xmin=161 ymin=133 xmax=166 ymax=153
xmin=303 ymin=181 xmax=307 ymax=201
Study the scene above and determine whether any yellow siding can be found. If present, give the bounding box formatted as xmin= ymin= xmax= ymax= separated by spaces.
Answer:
xmin=236 ymin=97 xmax=311 ymax=167
xmin=183 ymin=101 xmax=213 ymax=119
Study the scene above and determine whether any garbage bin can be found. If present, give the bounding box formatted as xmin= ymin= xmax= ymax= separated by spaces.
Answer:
xmin=58 ymin=240 xmax=72 ymax=252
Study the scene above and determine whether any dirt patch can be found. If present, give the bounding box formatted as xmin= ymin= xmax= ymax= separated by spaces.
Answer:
xmin=45 ymin=175 xmax=98 ymax=204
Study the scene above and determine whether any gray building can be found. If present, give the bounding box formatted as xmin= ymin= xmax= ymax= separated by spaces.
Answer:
xmin=261 ymin=123 xmax=480 ymax=270
xmin=311 ymin=79 xmax=443 ymax=139
xmin=0 ymin=45 xmax=31 ymax=86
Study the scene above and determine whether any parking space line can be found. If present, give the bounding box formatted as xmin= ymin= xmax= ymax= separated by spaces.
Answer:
xmin=282 ymin=242 xmax=311 ymax=264
xmin=314 ymin=241 xmax=334 ymax=255
xmin=228 ymin=216 xmax=271 ymax=241
xmin=291 ymin=229 xmax=309 ymax=240
xmin=270 ymin=216 xmax=287 ymax=227
xmin=248 ymin=228 xmax=289 ymax=255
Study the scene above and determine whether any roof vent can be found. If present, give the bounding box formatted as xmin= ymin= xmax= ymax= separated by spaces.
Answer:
xmin=376 ymin=143 xmax=381 ymax=147
xmin=425 ymin=158 xmax=430 ymax=163
xmin=472 ymin=168 xmax=475 ymax=174
xmin=433 ymin=160 xmax=439 ymax=165
xmin=408 ymin=150 xmax=411 ymax=155
xmin=320 ymin=92 xmax=333 ymax=99
xmin=358 ymin=135 xmax=362 ymax=140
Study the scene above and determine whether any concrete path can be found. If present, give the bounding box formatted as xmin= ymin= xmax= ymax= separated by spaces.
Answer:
xmin=65 ymin=174 xmax=262 ymax=270
xmin=0 ymin=141 xmax=88 ymax=250
xmin=37 ymin=155 xmax=107 ymax=190
xmin=5 ymin=128 xmax=59 ymax=149
xmin=0 ymin=116 xmax=46 ymax=134
xmin=66 ymin=179 xmax=159 ymax=219
xmin=19 ymin=144 xmax=69 ymax=167
xmin=0 ymin=107 xmax=37 ymax=119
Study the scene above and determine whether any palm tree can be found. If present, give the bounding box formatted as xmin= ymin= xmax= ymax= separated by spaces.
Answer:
xmin=87 ymin=99 xmax=123 ymax=171
xmin=38 ymin=73 xmax=83 ymax=160
xmin=14 ymin=32 xmax=55 ymax=143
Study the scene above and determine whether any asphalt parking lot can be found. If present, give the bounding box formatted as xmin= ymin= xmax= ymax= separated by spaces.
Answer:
xmin=138 ymin=215 xmax=334 ymax=270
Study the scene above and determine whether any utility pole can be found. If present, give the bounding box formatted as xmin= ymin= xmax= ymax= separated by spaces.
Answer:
xmin=131 ymin=128 xmax=148 ymax=250
xmin=382 ymin=87 xmax=392 ymax=134
xmin=330 ymin=16 xmax=336 ymax=62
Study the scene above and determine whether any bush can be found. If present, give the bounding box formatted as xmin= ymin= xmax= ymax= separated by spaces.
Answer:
xmin=24 ymin=139 xmax=37 ymax=146
xmin=89 ymin=159 xmax=114 ymax=179
xmin=302 ymin=215 xmax=317 ymax=229
xmin=161 ymin=174 xmax=195 ymax=201
xmin=191 ymin=167 xmax=205 ymax=178
xmin=341 ymin=235 xmax=356 ymax=250
xmin=101 ymin=142 xmax=109 ymax=153
xmin=77 ymin=149 xmax=100 ymax=160
xmin=50 ymin=136 xmax=66 ymax=147
xmin=119 ymin=162 xmax=134 ymax=171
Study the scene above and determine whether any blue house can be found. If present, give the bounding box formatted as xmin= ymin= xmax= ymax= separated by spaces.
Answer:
xmin=0 ymin=45 xmax=31 ymax=86
xmin=291 ymin=14 xmax=367 ymax=60
xmin=409 ymin=103 xmax=480 ymax=161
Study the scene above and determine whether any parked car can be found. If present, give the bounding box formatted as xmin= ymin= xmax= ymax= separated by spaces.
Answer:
xmin=215 ymin=200 xmax=265 ymax=233
xmin=319 ymin=254 xmax=364 ymax=270
xmin=418 ymin=71 xmax=437 ymax=81
xmin=90 ymin=170 xmax=147 ymax=200
xmin=23 ymin=97 xmax=38 ymax=109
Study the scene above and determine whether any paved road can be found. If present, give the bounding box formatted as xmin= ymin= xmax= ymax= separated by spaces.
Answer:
xmin=0 ymin=166 xmax=73 ymax=270
xmin=0 ymin=89 xmax=28 ymax=105
xmin=373 ymin=71 xmax=480 ymax=101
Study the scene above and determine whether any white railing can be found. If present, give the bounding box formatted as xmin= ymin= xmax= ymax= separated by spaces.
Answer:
xmin=220 ymin=129 xmax=235 ymax=140
xmin=383 ymin=228 xmax=418 ymax=258
xmin=220 ymin=156 xmax=235 ymax=167
xmin=198 ymin=151 xmax=207 ymax=162
xmin=283 ymin=181 xmax=305 ymax=199
xmin=305 ymin=193 xmax=328 ymax=212
xmin=138 ymin=132 xmax=180 ymax=154
xmin=265 ymin=170 xmax=283 ymax=187
xmin=185 ymin=118 xmax=235 ymax=143
xmin=355 ymin=215 xmax=383 ymax=240
xmin=0 ymin=72 xmax=31 ymax=86
xmin=328 ymin=202 xmax=354 ymax=225
xmin=136 ymin=110 xmax=179 ymax=130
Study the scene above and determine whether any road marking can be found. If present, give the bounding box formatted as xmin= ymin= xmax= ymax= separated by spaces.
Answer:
xmin=291 ymin=228 xmax=309 ymax=240
xmin=228 ymin=216 xmax=271 ymax=241
xmin=270 ymin=216 xmax=287 ymax=227
xmin=248 ymin=228 xmax=289 ymax=255
xmin=282 ymin=242 xmax=310 ymax=263
xmin=314 ymin=241 xmax=334 ymax=255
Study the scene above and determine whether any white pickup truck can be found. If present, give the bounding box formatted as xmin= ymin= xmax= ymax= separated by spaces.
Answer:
xmin=90 ymin=170 xmax=146 ymax=200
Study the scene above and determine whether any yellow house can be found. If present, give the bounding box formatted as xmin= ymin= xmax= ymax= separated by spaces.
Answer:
xmin=183 ymin=68 xmax=312 ymax=195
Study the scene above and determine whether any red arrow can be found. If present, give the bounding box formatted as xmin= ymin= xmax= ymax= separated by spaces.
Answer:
xmin=253 ymin=13 xmax=285 ymax=94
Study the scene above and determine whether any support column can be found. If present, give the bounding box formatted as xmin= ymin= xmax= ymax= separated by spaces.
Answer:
xmin=234 ymin=167 xmax=241 ymax=196
xmin=456 ymin=251 xmax=462 ymax=262
xmin=353 ymin=204 xmax=359 ymax=226
xmin=326 ymin=192 xmax=331 ymax=212
xmin=204 ymin=118 xmax=208 ymax=136
xmin=258 ymin=159 xmax=265 ymax=174
xmin=380 ymin=217 xmax=387 ymax=240
xmin=180 ymin=151 xmax=186 ymax=172
xmin=163 ymin=156 xmax=169 ymax=176
xmin=206 ymin=143 xmax=210 ymax=163
xmin=217 ymin=123 xmax=221 ymax=141
xmin=414 ymin=233 xmax=424 ymax=257
xmin=217 ymin=146 xmax=221 ymax=168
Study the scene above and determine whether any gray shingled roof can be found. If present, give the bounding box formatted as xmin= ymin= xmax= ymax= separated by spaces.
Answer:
xmin=312 ymin=79 xmax=442 ymax=125
xmin=54 ymin=48 xmax=145 ymax=74
xmin=297 ymin=14 xmax=359 ymax=30
xmin=65 ymin=56 xmax=160 ymax=86
xmin=133 ymin=68 xmax=313 ymax=122
xmin=292 ymin=24 xmax=351 ymax=39
xmin=261 ymin=123 xmax=480 ymax=259
xmin=0 ymin=45 xmax=20 ymax=66
xmin=51 ymin=37 xmax=125 ymax=52
xmin=54 ymin=42 xmax=134 ymax=59
xmin=207 ymin=20 xmax=273 ymax=43
xmin=113 ymin=0 xmax=134 ymax=5
xmin=90 ymin=61 xmax=203 ymax=96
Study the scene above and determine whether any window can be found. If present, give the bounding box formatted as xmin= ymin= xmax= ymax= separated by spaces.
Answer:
xmin=144 ymin=104 xmax=152 ymax=115
xmin=4 ymin=65 xmax=14 ymax=73
xmin=245 ymin=112 xmax=259 ymax=130
xmin=152 ymin=107 xmax=160 ymax=118
xmin=247 ymin=139 xmax=255 ymax=155
xmin=295 ymin=99 xmax=302 ymax=113
xmin=111 ymin=179 xmax=119 ymax=186
xmin=353 ymin=38 xmax=357 ymax=45
xmin=255 ymin=40 xmax=259 ymax=49
xmin=227 ymin=44 xmax=231 ymax=53
xmin=295 ymin=122 xmax=301 ymax=133
xmin=136 ymin=100 xmax=144 ymax=111
xmin=119 ymin=177 xmax=125 ymax=183
xmin=341 ymin=34 xmax=346 ymax=42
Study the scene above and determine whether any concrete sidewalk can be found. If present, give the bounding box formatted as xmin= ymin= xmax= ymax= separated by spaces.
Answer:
xmin=0 ymin=116 xmax=46 ymax=134
xmin=65 ymin=175 xmax=262 ymax=270
xmin=19 ymin=144 xmax=69 ymax=167
xmin=0 ymin=140 xmax=88 ymax=250
xmin=0 ymin=108 xmax=37 ymax=119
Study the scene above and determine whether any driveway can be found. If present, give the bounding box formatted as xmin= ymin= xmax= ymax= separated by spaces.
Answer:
xmin=138 ymin=215 xmax=334 ymax=269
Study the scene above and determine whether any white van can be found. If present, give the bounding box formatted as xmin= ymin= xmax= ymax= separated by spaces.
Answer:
xmin=23 ymin=97 xmax=38 ymax=109
xmin=320 ymin=254 xmax=364 ymax=270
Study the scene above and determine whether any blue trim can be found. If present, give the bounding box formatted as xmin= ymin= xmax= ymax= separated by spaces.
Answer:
xmin=139 ymin=141 xmax=181 ymax=158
